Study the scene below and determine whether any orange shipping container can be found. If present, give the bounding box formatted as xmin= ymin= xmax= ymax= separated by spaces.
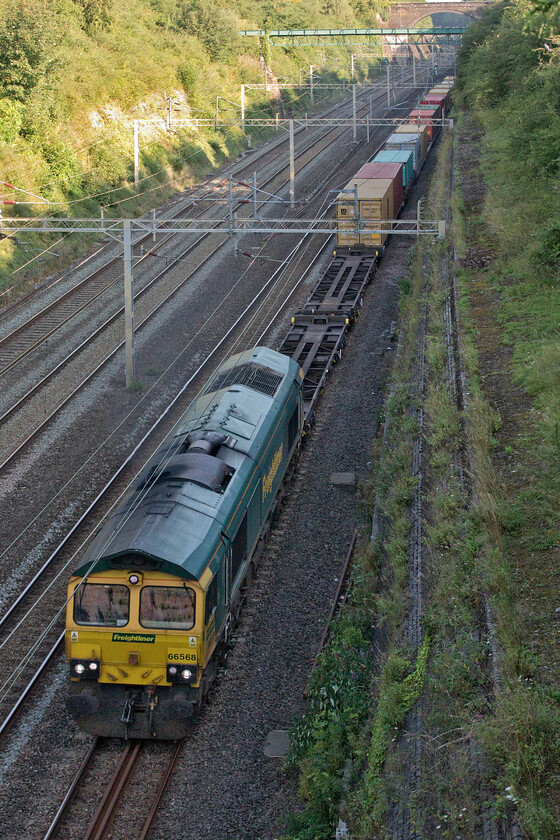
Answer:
xmin=336 ymin=178 xmax=394 ymax=249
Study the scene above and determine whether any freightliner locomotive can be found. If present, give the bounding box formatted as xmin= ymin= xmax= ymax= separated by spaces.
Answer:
xmin=66 ymin=347 xmax=303 ymax=739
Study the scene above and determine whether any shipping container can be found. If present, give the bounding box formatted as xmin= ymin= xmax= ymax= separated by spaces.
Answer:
xmin=353 ymin=162 xmax=404 ymax=212
xmin=430 ymin=86 xmax=451 ymax=102
xmin=408 ymin=108 xmax=438 ymax=142
xmin=394 ymin=123 xmax=429 ymax=161
xmin=373 ymin=149 xmax=414 ymax=189
xmin=385 ymin=132 xmax=422 ymax=171
xmin=336 ymin=178 xmax=394 ymax=249
xmin=422 ymin=92 xmax=447 ymax=116
xmin=418 ymin=101 xmax=442 ymax=120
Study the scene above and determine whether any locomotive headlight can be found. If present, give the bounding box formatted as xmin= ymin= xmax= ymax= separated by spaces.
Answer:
xmin=166 ymin=663 xmax=196 ymax=684
xmin=70 ymin=659 xmax=100 ymax=680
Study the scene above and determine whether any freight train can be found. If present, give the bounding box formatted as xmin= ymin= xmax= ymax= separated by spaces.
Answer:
xmin=336 ymin=76 xmax=452 ymax=252
xmin=65 ymin=77 xmax=453 ymax=739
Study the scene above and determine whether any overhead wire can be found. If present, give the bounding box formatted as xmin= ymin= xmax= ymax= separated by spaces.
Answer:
xmin=0 ymin=73 xmax=379 ymax=684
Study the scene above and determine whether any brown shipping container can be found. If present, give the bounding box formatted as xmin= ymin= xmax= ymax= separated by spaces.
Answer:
xmin=408 ymin=108 xmax=438 ymax=142
xmin=336 ymin=178 xmax=394 ymax=249
xmin=353 ymin=162 xmax=404 ymax=213
xmin=395 ymin=124 xmax=428 ymax=160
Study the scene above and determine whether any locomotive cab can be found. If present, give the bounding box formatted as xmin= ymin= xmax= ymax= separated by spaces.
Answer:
xmin=65 ymin=568 xmax=213 ymax=739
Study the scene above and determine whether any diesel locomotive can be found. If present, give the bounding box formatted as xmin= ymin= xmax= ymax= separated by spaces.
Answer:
xmin=65 ymin=347 xmax=303 ymax=739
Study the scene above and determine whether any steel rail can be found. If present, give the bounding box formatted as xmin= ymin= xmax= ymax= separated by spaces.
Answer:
xmin=41 ymin=738 xmax=99 ymax=840
xmin=138 ymin=741 xmax=183 ymax=840
xmin=310 ymin=529 xmax=358 ymax=679
xmin=0 ymin=96 xmax=378 ymax=468
xmin=0 ymin=630 xmax=64 ymax=739
xmin=0 ymin=77 xmax=390 ymax=388
xmin=83 ymin=741 xmax=142 ymax=840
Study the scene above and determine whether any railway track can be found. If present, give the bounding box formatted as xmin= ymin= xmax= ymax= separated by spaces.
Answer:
xmin=40 ymin=530 xmax=359 ymax=840
xmin=41 ymin=738 xmax=182 ymax=840
xmin=0 ymin=63 xmax=443 ymax=840
xmin=0 ymin=67 xmax=437 ymax=730
xmin=0 ymin=77 xmax=414 ymax=382
xmin=0 ymin=77 xmax=420 ymax=472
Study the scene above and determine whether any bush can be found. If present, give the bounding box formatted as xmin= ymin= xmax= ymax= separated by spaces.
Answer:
xmin=0 ymin=98 xmax=24 ymax=144
xmin=0 ymin=0 xmax=61 ymax=101
xmin=175 ymin=0 xmax=240 ymax=62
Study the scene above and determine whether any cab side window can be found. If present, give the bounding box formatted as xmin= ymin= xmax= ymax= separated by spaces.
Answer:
xmin=205 ymin=573 xmax=218 ymax=624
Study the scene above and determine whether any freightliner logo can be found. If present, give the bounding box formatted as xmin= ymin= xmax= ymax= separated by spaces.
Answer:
xmin=112 ymin=633 xmax=156 ymax=643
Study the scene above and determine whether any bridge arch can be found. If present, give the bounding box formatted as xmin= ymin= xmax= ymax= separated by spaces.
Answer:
xmin=406 ymin=11 xmax=478 ymax=28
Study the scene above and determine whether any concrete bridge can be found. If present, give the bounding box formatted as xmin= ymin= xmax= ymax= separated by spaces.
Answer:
xmin=379 ymin=1 xmax=490 ymax=29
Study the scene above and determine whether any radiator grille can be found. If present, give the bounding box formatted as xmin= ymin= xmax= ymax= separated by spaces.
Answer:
xmin=209 ymin=363 xmax=282 ymax=397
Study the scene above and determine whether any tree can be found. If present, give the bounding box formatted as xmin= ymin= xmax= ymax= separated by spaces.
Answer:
xmin=0 ymin=0 xmax=61 ymax=101
xmin=73 ymin=0 xmax=113 ymax=33
xmin=175 ymin=0 xmax=240 ymax=62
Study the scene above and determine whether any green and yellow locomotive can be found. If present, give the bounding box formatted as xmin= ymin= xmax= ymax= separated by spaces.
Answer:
xmin=65 ymin=347 xmax=303 ymax=738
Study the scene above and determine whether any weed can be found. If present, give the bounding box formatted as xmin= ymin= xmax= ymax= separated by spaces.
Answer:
xmin=127 ymin=377 xmax=144 ymax=392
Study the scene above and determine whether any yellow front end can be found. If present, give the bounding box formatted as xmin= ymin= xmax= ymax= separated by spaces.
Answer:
xmin=65 ymin=569 xmax=210 ymax=738
xmin=66 ymin=569 xmax=204 ymax=686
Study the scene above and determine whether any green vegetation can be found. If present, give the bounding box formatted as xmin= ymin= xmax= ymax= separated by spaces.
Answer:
xmin=453 ymin=3 xmax=560 ymax=832
xmin=0 ymin=0 xmax=387 ymax=292
xmin=287 ymin=2 xmax=560 ymax=835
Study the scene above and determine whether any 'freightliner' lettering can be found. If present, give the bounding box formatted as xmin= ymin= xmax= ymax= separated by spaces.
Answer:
xmin=112 ymin=633 xmax=156 ymax=643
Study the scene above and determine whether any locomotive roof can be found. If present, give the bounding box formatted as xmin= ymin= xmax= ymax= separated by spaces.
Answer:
xmin=72 ymin=347 xmax=302 ymax=582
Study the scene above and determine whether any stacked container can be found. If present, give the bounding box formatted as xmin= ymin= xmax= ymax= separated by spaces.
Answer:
xmin=422 ymin=92 xmax=447 ymax=117
xmin=385 ymin=131 xmax=422 ymax=170
xmin=408 ymin=108 xmax=439 ymax=142
xmin=353 ymin=162 xmax=404 ymax=213
xmin=418 ymin=101 xmax=442 ymax=120
xmin=336 ymin=178 xmax=394 ymax=250
xmin=372 ymin=149 xmax=414 ymax=190
xmin=394 ymin=123 xmax=429 ymax=161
